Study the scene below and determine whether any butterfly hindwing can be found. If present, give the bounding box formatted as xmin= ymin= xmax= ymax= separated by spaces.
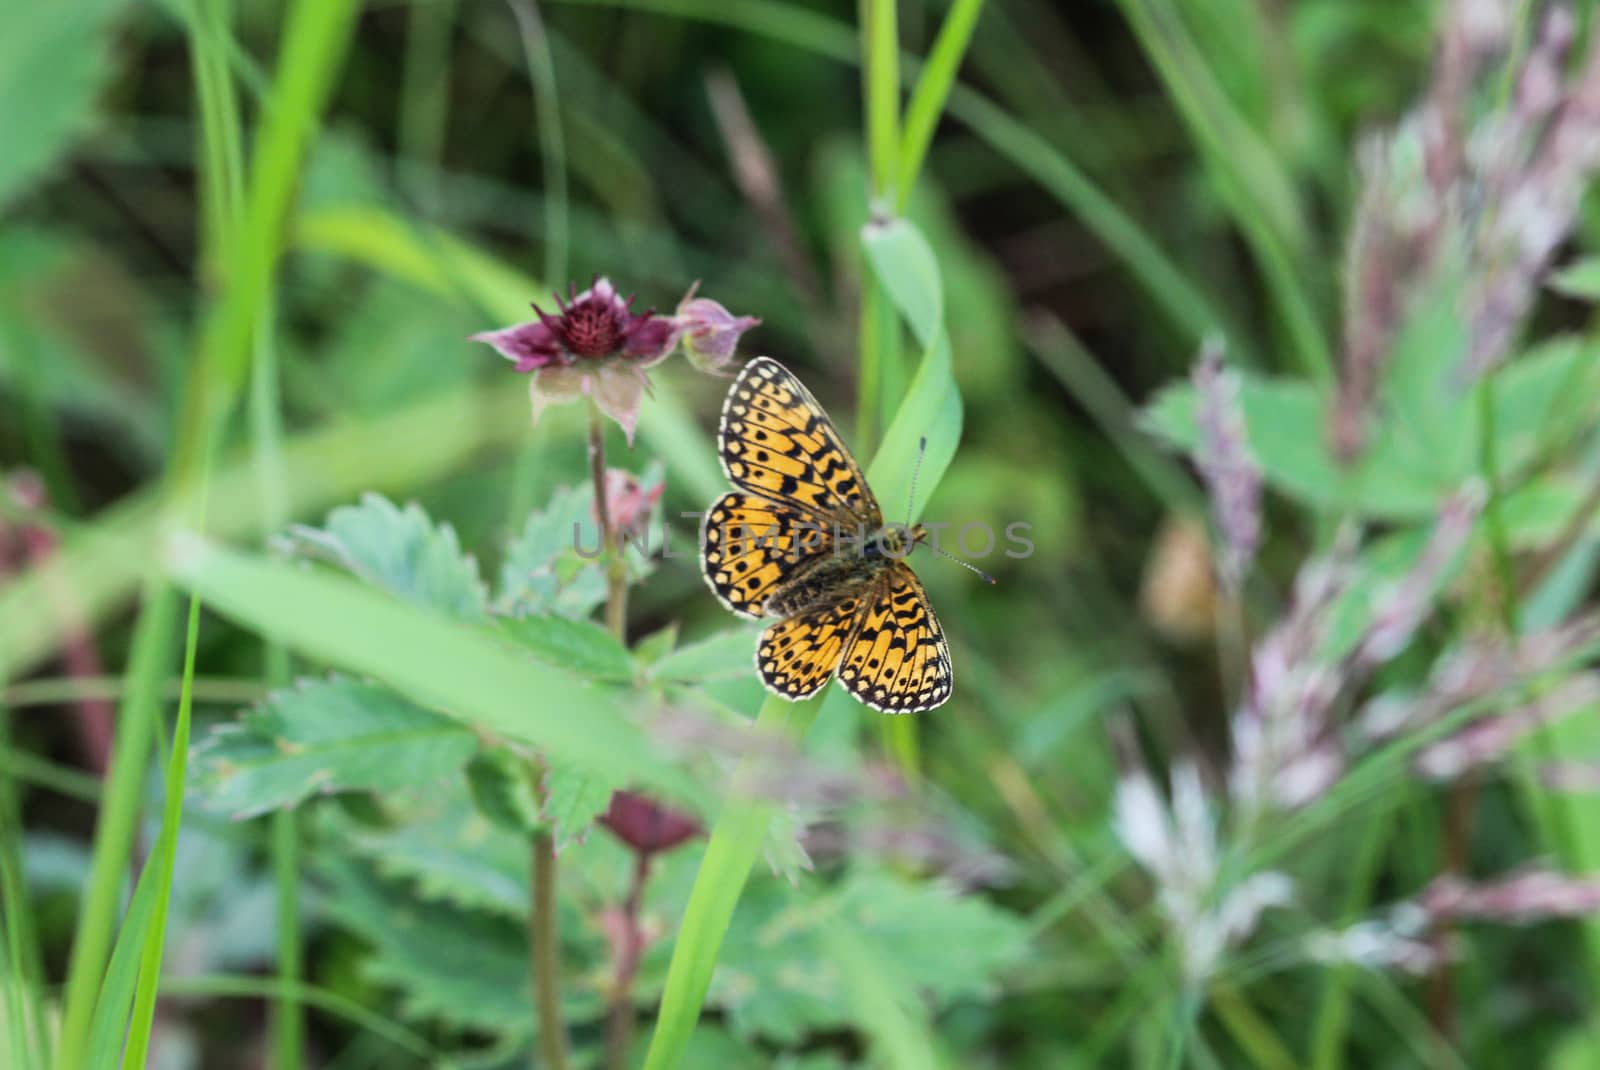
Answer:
xmin=838 ymin=563 xmax=952 ymax=713
xmin=719 ymin=358 xmax=880 ymax=527
xmin=701 ymin=491 xmax=835 ymax=619
xmin=755 ymin=586 xmax=871 ymax=700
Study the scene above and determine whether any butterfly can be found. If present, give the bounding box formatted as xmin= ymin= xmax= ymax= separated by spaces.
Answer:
xmin=700 ymin=357 xmax=953 ymax=713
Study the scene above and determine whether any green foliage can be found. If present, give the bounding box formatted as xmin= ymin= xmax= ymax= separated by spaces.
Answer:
xmin=286 ymin=493 xmax=489 ymax=620
xmin=327 ymin=794 xmax=530 ymax=917
xmin=318 ymin=857 xmax=544 ymax=1034
xmin=542 ymin=761 xmax=625 ymax=854
xmin=1141 ymin=336 xmax=1600 ymax=519
xmin=649 ymin=627 xmax=761 ymax=684
xmin=711 ymin=869 xmax=1027 ymax=1043
xmin=0 ymin=0 xmax=129 ymax=211
xmin=498 ymin=476 xmax=661 ymax=618
xmin=495 ymin=614 xmax=634 ymax=682
xmin=193 ymin=675 xmax=478 ymax=818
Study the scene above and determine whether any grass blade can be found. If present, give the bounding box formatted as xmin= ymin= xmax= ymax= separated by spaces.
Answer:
xmin=640 ymin=692 xmax=826 ymax=1070
xmin=896 ymin=0 xmax=984 ymax=209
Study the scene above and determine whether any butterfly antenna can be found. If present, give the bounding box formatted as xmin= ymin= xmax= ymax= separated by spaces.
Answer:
xmin=906 ymin=435 xmax=998 ymax=585
xmin=905 ymin=436 xmax=927 ymax=525
xmin=925 ymin=542 xmax=997 ymax=585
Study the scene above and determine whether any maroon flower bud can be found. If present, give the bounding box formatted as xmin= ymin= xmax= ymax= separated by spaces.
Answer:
xmin=594 ymin=469 xmax=662 ymax=542
xmin=599 ymin=790 xmax=701 ymax=855
xmin=674 ymin=284 xmax=760 ymax=375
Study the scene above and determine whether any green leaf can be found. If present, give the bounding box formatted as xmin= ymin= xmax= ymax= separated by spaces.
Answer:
xmin=325 ymin=794 xmax=529 ymax=918
xmin=83 ymin=861 xmax=161 ymax=1068
xmin=498 ymin=475 xmax=662 ymax=619
xmin=1551 ymin=258 xmax=1600 ymax=300
xmin=862 ymin=219 xmax=962 ymax=523
xmin=650 ymin=628 xmax=761 ymax=684
xmin=710 ymin=869 xmax=1027 ymax=1044
xmin=466 ymin=749 xmax=543 ymax=834
xmin=542 ymin=762 xmax=620 ymax=853
xmin=317 ymin=858 xmax=538 ymax=1034
xmin=285 ymin=493 xmax=488 ymax=620
xmin=495 ymin=614 xmax=634 ymax=682
xmin=167 ymin=536 xmax=695 ymax=802
xmin=0 ymin=0 xmax=130 ymax=211
xmin=192 ymin=675 xmax=478 ymax=819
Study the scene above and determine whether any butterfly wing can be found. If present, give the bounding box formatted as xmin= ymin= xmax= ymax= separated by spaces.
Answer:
xmin=701 ymin=491 xmax=838 ymax=619
xmin=755 ymin=586 xmax=872 ymax=700
xmin=838 ymin=563 xmax=952 ymax=713
xmin=719 ymin=357 xmax=880 ymax=527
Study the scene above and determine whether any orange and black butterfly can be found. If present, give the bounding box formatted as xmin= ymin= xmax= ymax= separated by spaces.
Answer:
xmin=700 ymin=358 xmax=952 ymax=713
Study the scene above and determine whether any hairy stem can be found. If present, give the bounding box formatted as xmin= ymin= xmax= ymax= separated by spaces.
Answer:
xmin=606 ymin=852 xmax=653 ymax=1070
xmin=588 ymin=404 xmax=629 ymax=640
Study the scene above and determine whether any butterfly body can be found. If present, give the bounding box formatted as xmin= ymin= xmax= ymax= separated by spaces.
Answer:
xmin=701 ymin=358 xmax=952 ymax=713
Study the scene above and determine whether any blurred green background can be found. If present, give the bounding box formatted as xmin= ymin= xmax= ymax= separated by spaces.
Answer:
xmin=12 ymin=0 xmax=1600 ymax=1068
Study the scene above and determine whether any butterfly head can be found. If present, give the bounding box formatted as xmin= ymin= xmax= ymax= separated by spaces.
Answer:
xmin=868 ymin=523 xmax=928 ymax=560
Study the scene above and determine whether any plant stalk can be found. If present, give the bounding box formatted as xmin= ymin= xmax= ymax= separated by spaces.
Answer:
xmin=606 ymin=852 xmax=653 ymax=1070
xmin=530 ymin=831 xmax=571 ymax=1070
xmin=588 ymin=404 xmax=629 ymax=640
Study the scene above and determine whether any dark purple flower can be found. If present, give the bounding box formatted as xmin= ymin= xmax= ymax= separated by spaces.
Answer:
xmin=599 ymin=790 xmax=701 ymax=855
xmin=471 ymin=277 xmax=680 ymax=444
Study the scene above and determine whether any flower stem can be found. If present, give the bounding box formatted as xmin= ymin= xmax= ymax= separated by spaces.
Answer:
xmin=586 ymin=399 xmax=641 ymax=1068
xmin=530 ymin=832 xmax=570 ymax=1070
xmin=587 ymin=404 xmax=629 ymax=640
xmin=606 ymin=852 xmax=653 ymax=1070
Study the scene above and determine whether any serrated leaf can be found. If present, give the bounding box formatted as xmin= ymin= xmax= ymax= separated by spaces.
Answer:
xmin=466 ymin=750 xmax=543 ymax=833
xmin=317 ymin=857 xmax=535 ymax=1034
xmin=709 ymin=870 xmax=1027 ymax=1044
xmin=191 ymin=676 xmax=477 ymax=818
xmin=650 ymin=627 xmax=760 ymax=684
xmin=326 ymin=794 xmax=529 ymax=917
xmin=0 ymin=0 xmax=130 ymax=211
xmin=498 ymin=475 xmax=663 ymax=618
xmin=285 ymin=493 xmax=487 ymax=620
xmin=495 ymin=614 xmax=633 ymax=682
xmin=542 ymin=763 xmax=621 ymax=853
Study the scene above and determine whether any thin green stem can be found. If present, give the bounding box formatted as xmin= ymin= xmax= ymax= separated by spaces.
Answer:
xmin=855 ymin=0 xmax=903 ymax=456
xmin=121 ymin=594 xmax=203 ymax=1067
xmin=860 ymin=0 xmax=899 ymax=204
xmin=588 ymin=405 xmax=629 ymax=639
xmin=896 ymin=0 xmax=983 ymax=209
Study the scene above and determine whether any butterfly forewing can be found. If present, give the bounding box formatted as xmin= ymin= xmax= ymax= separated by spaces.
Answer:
xmin=702 ymin=491 xmax=836 ymax=618
xmin=718 ymin=358 xmax=880 ymax=527
xmin=838 ymin=563 xmax=952 ymax=713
